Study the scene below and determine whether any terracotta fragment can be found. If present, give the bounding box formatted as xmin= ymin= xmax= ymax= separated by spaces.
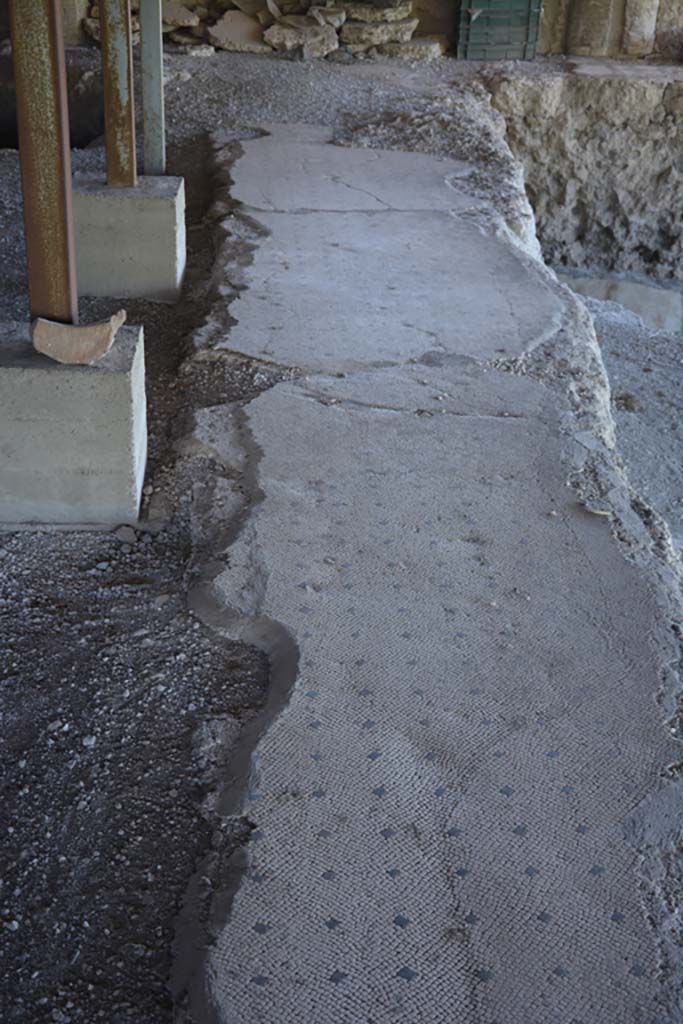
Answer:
xmin=33 ymin=310 xmax=127 ymax=366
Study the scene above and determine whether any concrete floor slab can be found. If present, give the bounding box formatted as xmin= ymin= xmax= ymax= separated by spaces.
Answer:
xmin=188 ymin=125 xmax=682 ymax=1024
xmin=204 ymin=362 xmax=669 ymax=1024
xmin=232 ymin=123 xmax=476 ymax=213
xmin=222 ymin=208 xmax=562 ymax=369
xmin=220 ymin=129 xmax=563 ymax=370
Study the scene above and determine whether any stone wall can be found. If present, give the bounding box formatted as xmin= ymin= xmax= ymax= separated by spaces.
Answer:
xmin=81 ymin=0 xmax=449 ymax=60
xmin=656 ymin=0 xmax=683 ymax=60
xmin=412 ymin=0 xmax=457 ymax=43
xmin=538 ymin=0 xmax=683 ymax=58
xmin=486 ymin=73 xmax=683 ymax=282
xmin=0 ymin=0 xmax=449 ymax=57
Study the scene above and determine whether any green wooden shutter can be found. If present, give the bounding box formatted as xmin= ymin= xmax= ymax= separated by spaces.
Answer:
xmin=457 ymin=0 xmax=541 ymax=59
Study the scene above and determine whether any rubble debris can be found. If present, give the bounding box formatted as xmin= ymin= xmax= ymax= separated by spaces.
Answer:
xmin=309 ymin=5 xmax=346 ymax=27
xmin=184 ymin=42 xmax=217 ymax=54
xmin=341 ymin=1 xmax=412 ymax=21
xmin=264 ymin=19 xmax=339 ymax=55
xmin=340 ymin=16 xmax=418 ymax=47
xmin=208 ymin=10 xmax=272 ymax=51
xmin=162 ymin=0 xmax=201 ymax=27
xmin=82 ymin=0 xmax=440 ymax=58
xmin=377 ymin=34 xmax=447 ymax=58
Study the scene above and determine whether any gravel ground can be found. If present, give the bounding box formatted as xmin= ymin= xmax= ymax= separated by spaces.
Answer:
xmin=0 ymin=124 xmax=277 ymax=1022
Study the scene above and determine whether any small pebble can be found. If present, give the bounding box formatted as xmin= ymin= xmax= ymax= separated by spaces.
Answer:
xmin=114 ymin=526 xmax=137 ymax=545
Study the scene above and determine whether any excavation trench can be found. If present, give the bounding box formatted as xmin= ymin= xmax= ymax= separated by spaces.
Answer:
xmin=486 ymin=69 xmax=683 ymax=333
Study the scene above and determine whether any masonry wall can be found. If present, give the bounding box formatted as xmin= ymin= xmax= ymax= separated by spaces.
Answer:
xmin=487 ymin=73 xmax=683 ymax=283
xmin=538 ymin=0 xmax=683 ymax=59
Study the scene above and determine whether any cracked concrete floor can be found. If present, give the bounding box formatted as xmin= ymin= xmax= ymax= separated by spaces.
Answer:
xmin=181 ymin=125 xmax=682 ymax=1023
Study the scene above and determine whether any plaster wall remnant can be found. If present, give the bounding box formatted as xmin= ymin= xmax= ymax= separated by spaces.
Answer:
xmin=486 ymin=72 xmax=683 ymax=283
xmin=558 ymin=272 xmax=683 ymax=333
xmin=537 ymin=0 xmax=570 ymax=53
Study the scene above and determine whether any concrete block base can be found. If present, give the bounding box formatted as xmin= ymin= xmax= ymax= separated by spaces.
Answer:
xmin=73 ymin=176 xmax=186 ymax=302
xmin=0 ymin=324 xmax=147 ymax=525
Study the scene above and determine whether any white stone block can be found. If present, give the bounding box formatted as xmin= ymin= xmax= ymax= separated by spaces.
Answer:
xmin=0 ymin=324 xmax=147 ymax=525
xmin=73 ymin=175 xmax=186 ymax=302
xmin=622 ymin=0 xmax=659 ymax=55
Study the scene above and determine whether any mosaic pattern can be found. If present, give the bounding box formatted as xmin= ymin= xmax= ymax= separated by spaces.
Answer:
xmin=205 ymin=366 xmax=667 ymax=1024
xmin=200 ymin=129 xmax=674 ymax=1024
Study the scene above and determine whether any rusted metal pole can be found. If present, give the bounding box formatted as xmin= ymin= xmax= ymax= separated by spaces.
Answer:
xmin=140 ymin=0 xmax=166 ymax=175
xmin=100 ymin=0 xmax=138 ymax=187
xmin=9 ymin=0 xmax=78 ymax=325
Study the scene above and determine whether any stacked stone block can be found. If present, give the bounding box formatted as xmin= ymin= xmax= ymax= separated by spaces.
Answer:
xmin=82 ymin=0 xmax=447 ymax=59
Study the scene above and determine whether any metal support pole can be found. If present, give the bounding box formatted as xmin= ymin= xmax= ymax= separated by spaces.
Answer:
xmin=100 ymin=0 xmax=137 ymax=187
xmin=140 ymin=0 xmax=166 ymax=175
xmin=9 ymin=0 xmax=78 ymax=325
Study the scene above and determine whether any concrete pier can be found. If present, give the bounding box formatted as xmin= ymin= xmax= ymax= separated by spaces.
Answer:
xmin=0 ymin=325 xmax=147 ymax=525
xmin=72 ymin=175 xmax=186 ymax=301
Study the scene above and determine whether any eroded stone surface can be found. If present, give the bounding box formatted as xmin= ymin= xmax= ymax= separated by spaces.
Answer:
xmin=622 ymin=0 xmax=659 ymax=55
xmin=488 ymin=73 xmax=683 ymax=284
xmin=308 ymin=5 xmax=347 ymax=28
